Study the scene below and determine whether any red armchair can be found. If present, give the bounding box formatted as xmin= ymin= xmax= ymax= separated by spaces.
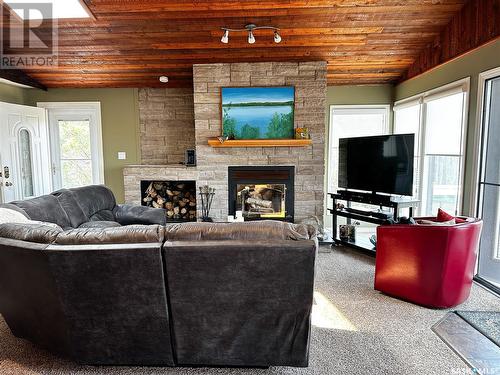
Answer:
xmin=374 ymin=218 xmax=483 ymax=308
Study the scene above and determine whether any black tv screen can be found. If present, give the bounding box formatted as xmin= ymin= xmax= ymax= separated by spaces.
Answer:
xmin=338 ymin=134 xmax=414 ymax=196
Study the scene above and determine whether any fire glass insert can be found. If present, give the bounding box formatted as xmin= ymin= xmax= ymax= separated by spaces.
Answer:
xmin=141 ymin=180 xmax=196 ymax=222
xmin=228 ymin=166 xmax=294 ymax=222
xmin=237 ymin=184 xmax=286 ymax=219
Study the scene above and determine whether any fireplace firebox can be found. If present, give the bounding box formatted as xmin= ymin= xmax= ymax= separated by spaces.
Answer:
xmin=228 ymin=166 xmax=294 ymax=222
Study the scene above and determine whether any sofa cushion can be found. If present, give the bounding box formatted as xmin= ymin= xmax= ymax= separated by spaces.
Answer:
xmin=0 ymin=223 xmax=62 ymax=243
xmin=78 ymin=221 xmax=122 ymax=229
xmin=51 ymin=189 xmax=89 ymax=228
xmin=66 ymin=185 xmax=117 ymax=222
xmin=55 ymin=225 xmax=165 ymax=245
xmin=164 ymin=220 xmax=315 ymax=241
xmin=10 ymin=195 xmax=72 ymax=229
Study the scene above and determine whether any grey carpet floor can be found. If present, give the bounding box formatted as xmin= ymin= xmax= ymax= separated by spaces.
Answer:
xmin=1 ymin=246 xmax=500 ymax=375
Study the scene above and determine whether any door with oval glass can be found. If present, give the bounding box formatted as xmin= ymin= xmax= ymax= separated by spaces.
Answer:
xmin=0 ymin=102 xmax=52 ymax=203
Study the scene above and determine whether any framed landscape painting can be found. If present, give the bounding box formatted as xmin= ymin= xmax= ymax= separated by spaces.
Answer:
xmin=221 ymin=86 xmax=295 ymax=139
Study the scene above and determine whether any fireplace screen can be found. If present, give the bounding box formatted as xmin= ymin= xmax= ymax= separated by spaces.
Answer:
xmin=236 ymin=184 xmax=286 ymax=219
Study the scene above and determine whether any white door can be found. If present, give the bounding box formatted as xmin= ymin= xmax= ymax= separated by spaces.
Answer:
xmin=38 ymin=102 xmax=104 ymax=190
xmin=0 ymin=102 xmax=52 ymax=203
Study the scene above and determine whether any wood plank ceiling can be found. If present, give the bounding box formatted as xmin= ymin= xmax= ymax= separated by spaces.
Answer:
xmin=2 ymin=0 xmax=470 ymax=88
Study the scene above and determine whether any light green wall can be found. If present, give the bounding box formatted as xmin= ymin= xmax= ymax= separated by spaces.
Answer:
xmin=326 ymin=84 xmax=394 ymax=130
xmin=0 ymin=82 xmax=28 ymax=105
xmin=395 ymin=39 xmax=500 ymax=215
xmin=23 ymin=88 xmax=141 ymax=203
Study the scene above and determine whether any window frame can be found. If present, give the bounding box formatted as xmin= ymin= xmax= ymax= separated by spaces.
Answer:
xmin=36 ymin=102 xmax=104 ymax=190
xmin=393 ymin=77 xmax=470 ymax=216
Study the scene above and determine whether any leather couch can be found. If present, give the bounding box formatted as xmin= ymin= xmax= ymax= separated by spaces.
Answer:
xmin=375 ymin=217 xmax=482 ymax=308
xmin=0 ymin=185 xmax=317 ymax=368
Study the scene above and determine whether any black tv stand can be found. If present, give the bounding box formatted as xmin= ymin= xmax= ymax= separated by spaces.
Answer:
xmin=328 ymin=191 xmax=419 ymax=255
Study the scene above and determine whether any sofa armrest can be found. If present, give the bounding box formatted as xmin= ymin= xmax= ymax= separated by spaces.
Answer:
xmin=113 ymin=204 xmax=166 ymax=225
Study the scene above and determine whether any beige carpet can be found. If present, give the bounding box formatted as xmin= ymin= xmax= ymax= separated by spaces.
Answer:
xmin=1 ymin=246 xmax=499 ymax=375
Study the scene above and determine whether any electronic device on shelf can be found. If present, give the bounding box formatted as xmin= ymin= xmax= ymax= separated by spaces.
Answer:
xmin=342 ymin=207 xmax=391 ymax=220
xmin=338 ymin=134 xmax=415 ymax=196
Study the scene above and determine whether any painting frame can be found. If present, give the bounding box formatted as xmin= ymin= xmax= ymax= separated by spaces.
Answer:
xmin=220 ymin=86 xmax=296 ymax=140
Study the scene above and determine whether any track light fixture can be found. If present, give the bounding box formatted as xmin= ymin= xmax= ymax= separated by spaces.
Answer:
xmin=248 ymin=30 xmax=255 ymax=44
xmin=220 ymin=24 xmax=281 ymax=44
xmin=221 ymin=29 xmax=229 ymax=44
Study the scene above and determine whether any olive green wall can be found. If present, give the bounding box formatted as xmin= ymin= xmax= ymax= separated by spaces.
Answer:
xmin=395 ymin=39 xmax=500 ymax=215
xmin=326 ymin=84 xmax=394 ymax=130
xmin=23 ymin=88 xmax=141 ymax=203
xmin=0 ymin=82 xmax=28 ymax=105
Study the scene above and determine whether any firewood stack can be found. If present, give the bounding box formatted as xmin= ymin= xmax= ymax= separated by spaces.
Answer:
xmin=143 ymin=181 xmax=196 ymax=221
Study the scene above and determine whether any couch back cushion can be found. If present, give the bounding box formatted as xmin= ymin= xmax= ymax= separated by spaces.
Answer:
xmin=66 ymin=185 xmax=116 ymax=222
xmin=0 ymin=223 xmax=62 ymax=243
xmin=55 ymin=224 xmax=165 ymax=245
xmin=51 ymin=189 xmax=89 ymax=228
xmin=10 ymin=195 xmax=72 ymax=229
xmin=164 ymin=220 xmax=315 ymax=241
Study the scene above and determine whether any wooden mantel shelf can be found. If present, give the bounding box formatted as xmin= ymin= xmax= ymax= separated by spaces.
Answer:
xmin=207 ymin=138 xmax=312 ymax=148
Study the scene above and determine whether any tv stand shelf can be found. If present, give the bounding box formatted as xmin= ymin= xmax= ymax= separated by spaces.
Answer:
xmin=329 ymin=191 xmax=419 ymax=255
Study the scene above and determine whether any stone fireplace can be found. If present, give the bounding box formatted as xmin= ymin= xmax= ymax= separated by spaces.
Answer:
xmin=125 ymin=61 xmax=327 ymax=223
xmin=228 ymin=166 xmax=294 ymax=222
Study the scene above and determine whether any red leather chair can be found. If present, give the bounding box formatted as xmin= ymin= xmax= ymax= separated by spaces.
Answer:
xmin=374 ymin=218 xmax=483 ymax=308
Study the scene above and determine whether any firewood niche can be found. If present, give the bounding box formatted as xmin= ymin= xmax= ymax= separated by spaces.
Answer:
xmin=141 ymin=180 xmax=196 ymax=222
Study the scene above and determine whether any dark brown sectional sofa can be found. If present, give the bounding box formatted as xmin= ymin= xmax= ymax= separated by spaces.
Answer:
xmin=0 ymin=185 xmax=317 ymax=368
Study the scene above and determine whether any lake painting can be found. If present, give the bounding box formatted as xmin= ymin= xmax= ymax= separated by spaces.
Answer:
xmin=221 ymin=87 xmax=295 ymax=139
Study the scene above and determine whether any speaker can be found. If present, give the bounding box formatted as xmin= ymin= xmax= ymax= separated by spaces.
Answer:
xmin=185 ymin=149 xmax=196 ymax=166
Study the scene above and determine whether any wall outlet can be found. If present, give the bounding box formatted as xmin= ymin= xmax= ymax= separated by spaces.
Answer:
xmin=117 ymin=152 xmax=127 ymax=160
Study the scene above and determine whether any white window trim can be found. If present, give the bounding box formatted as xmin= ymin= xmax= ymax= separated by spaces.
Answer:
xmin=36 ymin=102 xmax=104 ymax=188
xmin=325 ymin=104 xmax=390 ymax=217
xmin=394 ymin=78 xmax=469 ymax=215
xmin=470 ymin=66 xmax=500 ymax=216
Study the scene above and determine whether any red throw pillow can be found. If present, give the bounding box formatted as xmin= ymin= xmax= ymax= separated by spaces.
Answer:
xmin=437 ymin=208 xmax=466 ymax=223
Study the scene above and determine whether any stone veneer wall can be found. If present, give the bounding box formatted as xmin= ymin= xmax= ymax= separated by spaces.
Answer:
xmin=139 ymin=88 xmax=195 ymax=165
xmin=193 ymin=61 xmax=327 ymax=222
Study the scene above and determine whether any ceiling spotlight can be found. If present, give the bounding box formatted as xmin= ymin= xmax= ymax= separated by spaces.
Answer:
xmin=220 ymin=24 xmax=281 ymax=44
xmin=274 ymin=31 xmax=281 ymax=43
xmin=248 ymin=30 xmax=255 ymax=44
xmin=159 ymin=76 xmax=169 ymax=83
xmin=221 ymin=29 xmax=229 ymax=44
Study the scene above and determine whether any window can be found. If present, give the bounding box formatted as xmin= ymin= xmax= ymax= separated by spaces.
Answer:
xmin=18 ymin=128 xmax=34 ymax=198
xmin=327 ymin=106 xmax=390 ymax=195
xmin=393 ymin=79 xmax=468 ymax=216
xmin=37 ymin=102 xmax=104 ymax=190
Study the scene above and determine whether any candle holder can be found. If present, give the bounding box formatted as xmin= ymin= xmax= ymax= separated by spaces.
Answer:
xmin=199 ymin=185 xmax=215 ymax=222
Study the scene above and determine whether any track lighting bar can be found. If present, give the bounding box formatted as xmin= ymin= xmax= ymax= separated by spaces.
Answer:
xmin=220 ymin=24 xmax=281 ymax=44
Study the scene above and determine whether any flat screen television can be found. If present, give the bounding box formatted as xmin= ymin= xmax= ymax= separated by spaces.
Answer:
xmin=338 ymin=134 xmax=414 ymax=196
